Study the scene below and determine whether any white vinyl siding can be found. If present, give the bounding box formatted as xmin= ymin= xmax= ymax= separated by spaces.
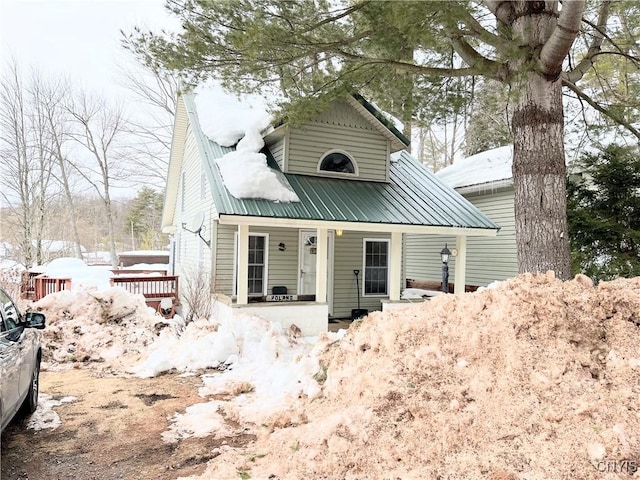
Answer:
xmin=332 ymin=232 xmax=393 ymax=318
xmin=405 ymin=188 xmax=518 ymax=287
xmin=216 ymin=226 xmax=300 ymax=297
xmin=287 ymin=124 xmax=388 ymax=181
xmin=313 ymin=100 xmax=375 ymax=129
xmin=181 ymin=172 xmax=186 ymax=212
xmin=174 ymin=125 xmax=215 ymax=282
xmin=269 ymin=136 xmax=286 ymax=170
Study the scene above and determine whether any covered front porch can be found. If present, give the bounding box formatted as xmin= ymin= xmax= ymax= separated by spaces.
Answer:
xmin=216 ymin=214 xmax=496 ymax=336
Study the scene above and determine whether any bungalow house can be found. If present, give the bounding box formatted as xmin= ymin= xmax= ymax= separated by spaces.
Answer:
xmin=162 ymin=88 xmax=499 ymax=335
xmin=406 ymin=146 xmax=518 ymax=288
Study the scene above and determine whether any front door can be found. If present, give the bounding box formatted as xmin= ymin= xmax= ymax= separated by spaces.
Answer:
xmin=298 ymin=230 xmax=334 ymax=314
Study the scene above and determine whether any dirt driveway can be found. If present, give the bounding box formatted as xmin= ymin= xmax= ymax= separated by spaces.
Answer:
xmin=1 ymin=367 xmax=254 ymax=480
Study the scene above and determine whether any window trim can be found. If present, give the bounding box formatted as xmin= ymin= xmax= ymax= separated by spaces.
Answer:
xmin=362 ymin=238 xmax=390 ymax=297
xmin=233 ymin=232 xmax=269 ymax=297
xmin=317 ymin=149 xmax=359 ymax=177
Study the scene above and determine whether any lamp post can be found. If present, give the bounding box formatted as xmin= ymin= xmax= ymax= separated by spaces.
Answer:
xmin=440 ymin=243 xmax=451 ymax=293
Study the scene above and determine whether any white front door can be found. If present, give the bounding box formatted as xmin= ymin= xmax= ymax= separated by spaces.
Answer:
xmin=299 ymin=230 xmax=334 ymax=314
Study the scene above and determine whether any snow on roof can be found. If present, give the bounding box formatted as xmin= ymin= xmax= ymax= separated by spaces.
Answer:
xmin=436 ymin=145 xmax=513 ymax=189
xmin=193 ymin=83 xmax=299 ymax=203
xmin=193 ymin=82 xmax=272 ymax=148
xmin=215 ymin=126 xmax=300 ymax=203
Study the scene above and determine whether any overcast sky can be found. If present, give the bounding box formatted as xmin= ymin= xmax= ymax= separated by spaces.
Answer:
xmin=0 ymin=0 xmax=177 ymax=99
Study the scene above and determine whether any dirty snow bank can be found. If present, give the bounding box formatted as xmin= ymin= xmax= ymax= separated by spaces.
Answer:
xmin=32 ymin=287 xmax=165 ymax=368
xmin=183 ymin=272 xmax=640 ymax=480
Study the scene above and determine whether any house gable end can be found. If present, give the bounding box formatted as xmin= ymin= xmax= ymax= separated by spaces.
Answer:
xmin=283 ymin=99 xmax=393 ymax=182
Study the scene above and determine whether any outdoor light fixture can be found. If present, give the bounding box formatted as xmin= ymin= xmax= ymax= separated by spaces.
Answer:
xmin=440 ymin=243 xmax=451 ymax=293
xmin=336 ymin=229 xmax=343 ymax=237
xmin=278 ymin=242 xmax=286 ymax=251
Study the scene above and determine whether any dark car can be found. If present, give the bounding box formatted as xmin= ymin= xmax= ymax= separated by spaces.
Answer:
xmin=0 ymin=287 xmax=45 ymax=432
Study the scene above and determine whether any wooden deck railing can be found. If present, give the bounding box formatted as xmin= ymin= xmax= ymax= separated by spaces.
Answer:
xmin=111 ymin=275 xmax=179 ymax=300
xmin=20 ymin=271 xmax=40 ymax=300
xmin=34 ymin=276 xmax=72 ymax=299
xmin=22 ymin=273 xmax=180 ymax=315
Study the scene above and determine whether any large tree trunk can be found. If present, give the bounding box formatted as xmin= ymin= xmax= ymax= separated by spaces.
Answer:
xmin=510 ymin=1 xmax=573 ymax=280
xmin=512 ymin=73 xmax=571 ymax=279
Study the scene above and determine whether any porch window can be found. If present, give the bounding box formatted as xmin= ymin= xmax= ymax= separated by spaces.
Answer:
xmin=234 ymin=233 xmax=269 ymax=297
xmin=363 ymin=239 xmax=389 ymax=296
xmin=248 ymin=235 xmax=266 ymax=295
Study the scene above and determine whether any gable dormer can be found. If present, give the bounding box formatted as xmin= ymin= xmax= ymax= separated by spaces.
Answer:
xmin=264 ymin=96 xmax=408 ymax=183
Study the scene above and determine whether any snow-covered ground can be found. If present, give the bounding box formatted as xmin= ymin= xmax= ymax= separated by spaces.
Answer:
xmin=19 ymin=257 xmax=345 ymax=442
xmin=6 ymin=258 xmax=639 ymax=479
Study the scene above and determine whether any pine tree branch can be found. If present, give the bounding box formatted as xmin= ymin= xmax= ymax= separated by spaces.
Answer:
xmin=484 ymin=0 xmax=515 ymax=26
xmin=563 ymin=80 xmax=640 ymax=140
xmin=449 ymin=34 xmax=505 ymax=79
xmin=299 ymin=1 xmax=372 ymax=34
xmin=457 ymin=7 xmax=511 ymax=51
xmin=333 ymin=49 xmax=489 ymax=78
xmin=565 ymin=0 xmax=612 ymax=83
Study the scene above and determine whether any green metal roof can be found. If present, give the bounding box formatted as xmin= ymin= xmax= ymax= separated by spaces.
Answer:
xmin=212 ymin=150 xmax=497 ymax=230
xmin=184 ymin=95 xmax=498 ymax=232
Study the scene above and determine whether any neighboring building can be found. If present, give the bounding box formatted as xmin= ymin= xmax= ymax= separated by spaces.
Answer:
xmin=117 ymin=250 xmax=170 ymax=268
xmin=38 ymin=240 xmax=86 ymax=263
xmin=162 ymin=90 xmax=499 ymax=335
xmin=406 ymin=145 xmax=518 ymax=288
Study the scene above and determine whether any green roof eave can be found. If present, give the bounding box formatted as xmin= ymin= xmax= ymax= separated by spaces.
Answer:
xmin=350 ymin=93 xmax=410 ymax=147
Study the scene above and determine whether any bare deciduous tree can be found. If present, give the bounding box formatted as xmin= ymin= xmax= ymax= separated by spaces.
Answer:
xmin=66 ymin=92 xmax=130 ymax=268
xmin=118 ymin=62 xmax=180 ymax=187
xmin=0 ymin=61 xmax=58 ymax=267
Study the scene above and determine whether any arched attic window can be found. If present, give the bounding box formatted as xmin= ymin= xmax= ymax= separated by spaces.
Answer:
xmin=317 ymin=150 xmax=358 ymax=176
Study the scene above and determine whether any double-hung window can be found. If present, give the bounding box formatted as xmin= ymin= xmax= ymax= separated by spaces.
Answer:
xmin=247 ymin=235 xmax=266 ymax=295
xmin=363 ymin=239 xmax=389 ymax=296
xmin=234 ymin=233 xmax=268 ymax=297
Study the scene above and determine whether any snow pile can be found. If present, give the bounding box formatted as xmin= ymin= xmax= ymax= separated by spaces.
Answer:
xmin=215 ymin=122 xmax=300 ymax=203
xmin=26 ymin=394 xmax=77 ymax=431
xmin=134 ymin=314 xmax=342 ymax=441
xmin=33 ymin=286 xmax=164 ymax=367
xmin=42 ymin=257 xmax=113 ymax=290
xmin=183 ymin=272 xmax=640 ymax=480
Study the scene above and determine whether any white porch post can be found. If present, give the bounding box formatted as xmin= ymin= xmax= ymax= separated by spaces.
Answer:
xmin=315 ymin=228 xmax=328 ymax=303
xmin=454 ymin=235 xmax=467 ymax=294
xmin=389 ymin=232 xmax=402 ymax=301
xmin=237 ymin=224 xmax=249 ymax=305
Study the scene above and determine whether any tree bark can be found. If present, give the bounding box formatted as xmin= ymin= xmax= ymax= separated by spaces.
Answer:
xmin=512 ymin=72 xmax=570 ymax=279
xmin=510 ymin=1 xmax=574 ymax=280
